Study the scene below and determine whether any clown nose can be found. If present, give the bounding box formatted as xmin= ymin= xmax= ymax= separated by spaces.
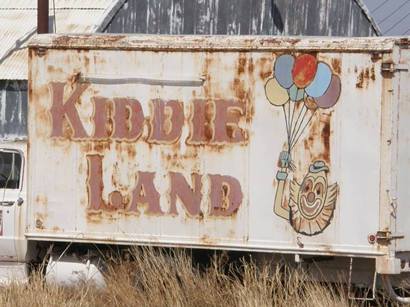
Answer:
xmin=307 ymin=192 xmax=315 ymax=203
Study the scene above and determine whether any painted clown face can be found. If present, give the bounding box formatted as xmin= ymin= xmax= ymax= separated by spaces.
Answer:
xmin=289 ymin=161 xmax=338 ymax=236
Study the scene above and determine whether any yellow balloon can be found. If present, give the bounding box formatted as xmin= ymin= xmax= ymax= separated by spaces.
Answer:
xmin=265 ymin=77 xmax=289 ymax=106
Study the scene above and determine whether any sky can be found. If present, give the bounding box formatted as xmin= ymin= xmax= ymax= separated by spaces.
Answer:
xmin=362 ymin=0 xmax=410 ymax=35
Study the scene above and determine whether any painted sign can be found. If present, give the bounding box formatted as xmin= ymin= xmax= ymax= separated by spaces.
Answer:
xmin=48 ymin=82 xmax=246 ymax=218
xmin=265 ymin=54 xmax=341 ymax=236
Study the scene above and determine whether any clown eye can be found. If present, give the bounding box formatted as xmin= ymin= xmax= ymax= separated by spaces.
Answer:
xmin=315 ymin=182 xmax=324 ymax=196
xmin=303 ymin=179 xmax=313 ymax=192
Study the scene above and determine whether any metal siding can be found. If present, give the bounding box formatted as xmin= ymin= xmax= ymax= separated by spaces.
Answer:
xmin=396 ymin=47 xmax=410 ymax=252
xmin=103 ymin=0 xmax=378 ymax=36
xmin=0 ymin=81 xmax=27 ymax=140
xmin=27 ymin=36 xmax=392 ymax=256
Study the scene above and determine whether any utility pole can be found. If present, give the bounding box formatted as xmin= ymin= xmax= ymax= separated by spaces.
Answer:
xmin=37 ymin=0 xmax=49 ymax=34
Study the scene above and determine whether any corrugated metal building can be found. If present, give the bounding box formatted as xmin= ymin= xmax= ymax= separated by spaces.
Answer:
xmin=0 ymin=0 xmax=379 ymax=140
xmin=101 ymin=0 xmax=380 ymax=36
xmin=0 ymin=0 xmax=114 ymax=140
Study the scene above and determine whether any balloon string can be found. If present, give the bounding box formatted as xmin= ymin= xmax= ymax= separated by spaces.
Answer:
xmin=290 ymin=104 xmax=304 ymax=142
xmin=289 ymin=101 xmax=297 ymax=142
xmin=287 ymin=100 xmax=291 ymax=138
xmin=290 ymin=109 xmax=317 ymax=150
xmin=290 ymin=106 xmax=308 ymax=147
xmin=289 ymin=104 xmax=305 ymax=146
xmin=282 ymin=104 xmax=291 ymax=149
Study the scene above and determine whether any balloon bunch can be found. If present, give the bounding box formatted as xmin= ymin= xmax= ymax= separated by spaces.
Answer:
xmin=265 ymin=54 xmax=341 ymax=154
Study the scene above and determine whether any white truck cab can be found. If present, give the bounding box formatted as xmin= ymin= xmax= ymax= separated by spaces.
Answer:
xmin=0 ymin=142 xmax=27 ymax=282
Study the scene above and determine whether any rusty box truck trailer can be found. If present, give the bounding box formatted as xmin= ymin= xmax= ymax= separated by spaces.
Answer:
xmin=0 ymin=34 xmax=409 ymax=301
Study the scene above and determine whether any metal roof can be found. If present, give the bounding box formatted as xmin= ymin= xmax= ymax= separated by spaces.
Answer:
xmin=363 ymin=0 xmax=410 ymax=36
xmin=0 ymin=0 xmax=115 ymax=80
xmin=354 ymin=0 xmax=382 ymax=36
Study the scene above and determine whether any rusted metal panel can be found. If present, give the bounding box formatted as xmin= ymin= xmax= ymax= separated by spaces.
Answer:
xmin=102 ymin=0 xmax=379 ymax=36
xmin=27 ymin=35 xmax=399 ymax=257
xmin=29 ymin=34 xmax=396 ymax=52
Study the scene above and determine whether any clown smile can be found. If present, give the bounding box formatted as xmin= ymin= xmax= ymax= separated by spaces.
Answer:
xmin=300 ymin=195 xmax=323 ymax=219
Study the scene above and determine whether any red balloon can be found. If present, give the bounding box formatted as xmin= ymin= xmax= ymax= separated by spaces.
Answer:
xmin=292 ymin=54 xmax=317 ymax=88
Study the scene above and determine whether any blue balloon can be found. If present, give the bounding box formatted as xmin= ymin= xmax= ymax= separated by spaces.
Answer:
xmin=305 ymin=62 xmax=332 ymax=98
xmin=289 ymin=84 xmax=304 ymax=101
xmin=274 ymin=55 xmax=294 ymax=89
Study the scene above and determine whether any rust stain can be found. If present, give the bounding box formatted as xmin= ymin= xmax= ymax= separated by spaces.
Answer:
xmin=200 ymin=235 xmax=217 ymax=245
xmin=356 ymin=66 xmax=376 ymax=88
xmin=232 ymin=78 xmax=246 ymax=101
xmin=302 ymin=111 xmax=332 ymax=164
xmin=258 ymin=57 xmax=272 ymax=80
xmin=371 ymin=52 xmax=383 ymax=63
xmin=318 ymin=244 xmax=332 ymax=253
xmin=86 ymin=208 xmax=139 ymax=224
xmin=232 ymin=54 xmax=255 ymax=133
xmin=236 ymin=53 xmax=247 ymax=75
xmin=356 ymin=70 xmax=364 ymax=88
xmin=86 ymin=211 xmax=103 ymax=224
xmin=35 ymin=219 xmax=44 ymax=229
xmin=227 ymin=229 xmax=236 ymax=238
xmin=371 ymin=66 xmax=376 ymax=81
xmin=399 ymin=37 xmax=410 ymax=46
xmin=320 ymin=114 xmax=331 ymax=163
xmin=204 ymin=101 xmax=214 ymax=142
xmin=33 ymin=84 xmax=51 ymax=131
xmin=364 ymin=68 xmax=369 ymax=80
xmin=113 ymin=142 xmax=137 ymax=160
xmin=62 ymin=120 xmax=73 ymax=139
xmin=331 ymin=58 xmax=341 ymax=75
xmin=80 ymin=142 xmax=92 ymax=152
xmin=163 ymin=146 xmax=200 ymax=172
xmin=35 ymin=194 xmax=48 ymax=206
xmin=247 ymin=57 xmax=254 ymax=75
xmin=83 ymin=52 xmax=90 ymax=70
xmin=47 ymin=65 xmax=64 ymax=75
xmin=36 ymin=107 xmax=50 ymax=128
xmin=51 ymin=226 xmax=61 ymax=232
xmin=92 ymin=141 xmax=112 ymax=152
xmin=35 ymin=213 xmax=47 ymax=229
xmin=263 ymin=37 xmax=301 ymax=46
xmin=202 ymin=53 xmax=213 ymax=99
xmin=126 ymin=143 xmax=136 ymax=158
xmin=53 ymin=34 xmax=127 ymax=47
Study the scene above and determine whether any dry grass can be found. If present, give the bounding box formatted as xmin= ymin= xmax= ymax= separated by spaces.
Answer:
xmin=0 ymin=248 xmax=400 ymax=306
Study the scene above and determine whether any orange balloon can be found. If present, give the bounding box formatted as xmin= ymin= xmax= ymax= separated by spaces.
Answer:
xmin=292 ymin=54 xmax=317 ymax=88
